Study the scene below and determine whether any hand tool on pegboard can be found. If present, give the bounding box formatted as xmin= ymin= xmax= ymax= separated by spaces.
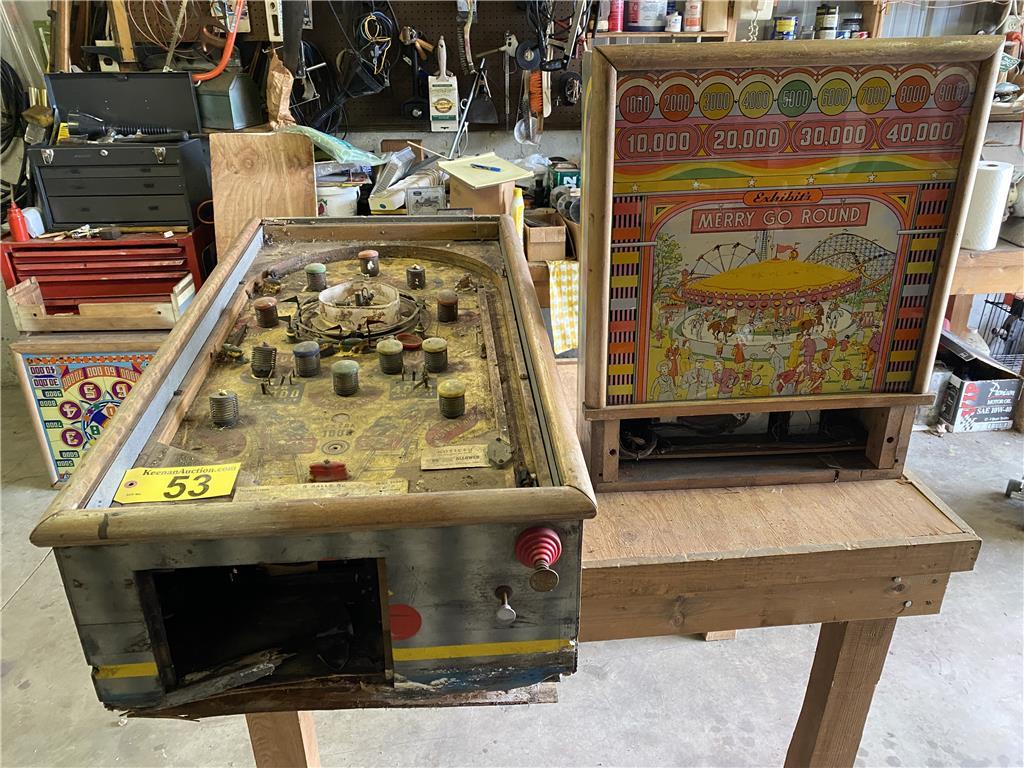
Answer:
xmin=466 ymin=59 xmax=498 ymax=125
xmin=516 ymin=0 xmax=592 ymax=72
xmin=476 ymin=33 xmax=518 ymax=132
xmin=447 ymin=57 xmax=498 ymax=159
xmin=399 ymin=26 xmax=432 ymax=120
xmin=428 ymin=36 xmax=459 ymax=133
xmin=513 ymin=69 xmax=540 ymax=146
xmin=456 ymin=0 xmax=477 ymax=74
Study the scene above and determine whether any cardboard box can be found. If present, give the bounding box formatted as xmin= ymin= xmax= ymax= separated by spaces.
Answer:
xmin=941 ymin=376 xmax=1022 ymax=431
xmin=524 ymin=209 xmax=567 ymax=262
xmin=407 ymin=186 xmax=446 ymax=215
xmin=548 ymin=162 xmax=581 ymax=190
xmin=914 ymin=362 xmax=954 ymax=426
xmin=449 ymin=177 xmax=514 ymax=215
xmin=702 ymin=1 xmax=730 ymax=32
xmin=561 ymin=214 xmax=582 ymax=260
xmin=937 ymin=330 xmax=1023 ymax=432
xmin=528 ymin=262 xmax=550 ymax=307
xmin=380 ymin=139 xmax=426 ymax=161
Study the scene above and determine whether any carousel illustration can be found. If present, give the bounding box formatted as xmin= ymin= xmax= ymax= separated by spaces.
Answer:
xmin=646 ymin=210 xmax=899 ymax=402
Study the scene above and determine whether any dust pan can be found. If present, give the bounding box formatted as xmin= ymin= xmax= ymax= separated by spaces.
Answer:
xmin=467 ymin=61 xmax=499 ymax=124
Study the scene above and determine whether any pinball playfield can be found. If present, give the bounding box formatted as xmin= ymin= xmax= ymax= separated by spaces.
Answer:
xmin=32 ymin=217 xmax=595 ymax=717
xmin=162 ymin=240 xmax=544 ymax=494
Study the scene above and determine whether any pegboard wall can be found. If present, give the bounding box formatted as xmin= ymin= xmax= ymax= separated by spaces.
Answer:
xmin=119 ymin=1 xmax=584 ymax=133
xmin=124 ymin=1 xmax=279 ymax=46
xmin=304 ymin=1 xmax=584 ymax=133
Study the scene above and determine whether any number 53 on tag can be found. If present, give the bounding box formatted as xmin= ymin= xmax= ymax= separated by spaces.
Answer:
xmin=114 ymin=464 xmax=241 ymax=504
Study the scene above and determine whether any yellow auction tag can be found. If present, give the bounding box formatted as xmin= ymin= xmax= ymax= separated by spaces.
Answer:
xmin=114 ymin=464 xmax=241 ymax=504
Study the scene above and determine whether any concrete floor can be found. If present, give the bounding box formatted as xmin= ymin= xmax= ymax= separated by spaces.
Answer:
xmin=1 ymin=383 xmax=1021 ymax=767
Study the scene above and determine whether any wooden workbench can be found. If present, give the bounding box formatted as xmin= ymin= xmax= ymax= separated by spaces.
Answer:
xmin=580 ymin=475 xmax=977 ymax=767
xmin=947 ymin=239 xmax=1024 ymax=335
xmin=248 ymin=361 xmax=979 ymax=767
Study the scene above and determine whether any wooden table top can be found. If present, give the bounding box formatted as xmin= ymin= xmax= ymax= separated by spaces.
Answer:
xmin=584 ymin=478 xmax=965 ymax=566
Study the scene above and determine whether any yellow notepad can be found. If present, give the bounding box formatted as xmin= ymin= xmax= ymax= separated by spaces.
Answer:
xmin=438 ymin=153 xmax=532 ymax=189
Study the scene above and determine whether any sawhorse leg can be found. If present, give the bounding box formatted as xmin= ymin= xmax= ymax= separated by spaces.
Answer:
xmin=246 ymin=711 xmax=320 ymax=768
xmin=785 ymin=618 xmax=897 ymax=768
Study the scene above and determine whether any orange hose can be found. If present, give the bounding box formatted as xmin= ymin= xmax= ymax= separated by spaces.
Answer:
xmin=192 ymin=0 xmax=247 ymax=83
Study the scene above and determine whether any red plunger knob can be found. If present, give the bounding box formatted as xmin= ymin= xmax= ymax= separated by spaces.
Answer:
xmin=515 ymin=527 xmax=562 ymax=592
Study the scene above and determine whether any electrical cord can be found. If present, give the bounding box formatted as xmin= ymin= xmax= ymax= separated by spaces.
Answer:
xmin=290 ymin=41 xmax=343 ymax=132
xmin=358 ymin=10 xmax=394 ymax=75
xmin=306 ymin=2 xmax=396 ymax=137
xmin=744 ymin=2 xmax=762 ymax=42
xmin=1 ymin=58 xmax=31 ymax=222
xmin=193 ymin=0 xmax=246 ymax=81
xmin=1 ymin=58 xmax=26 ymax=155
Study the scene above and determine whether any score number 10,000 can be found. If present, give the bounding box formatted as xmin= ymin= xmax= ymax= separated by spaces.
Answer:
xmin=617 ymin=126 xmax=699 ymax=160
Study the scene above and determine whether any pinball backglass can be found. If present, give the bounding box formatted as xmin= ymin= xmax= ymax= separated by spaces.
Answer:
xmin=580 ymin=38 xmax=1002 ymax=411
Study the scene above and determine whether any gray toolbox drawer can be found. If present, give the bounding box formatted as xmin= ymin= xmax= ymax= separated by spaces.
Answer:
xmin=37 ymin=171 xmax=186 ymax=196
xmin=47 ymin=195 xmax=193 ymax=224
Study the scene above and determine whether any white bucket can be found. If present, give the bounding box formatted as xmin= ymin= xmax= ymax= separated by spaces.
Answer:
xmin=317 ymin=185 xmax=359 ymax=217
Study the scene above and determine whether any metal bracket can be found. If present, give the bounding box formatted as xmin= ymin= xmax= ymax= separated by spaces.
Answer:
xmin=153 ymin=146 xmax=167 ymax=163
xmin=41 ymin=148 xmax=54 ymax=165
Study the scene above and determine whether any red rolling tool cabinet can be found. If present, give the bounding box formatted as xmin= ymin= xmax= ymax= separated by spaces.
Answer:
xmin=1 ymin=226 xmax=214 ymax=315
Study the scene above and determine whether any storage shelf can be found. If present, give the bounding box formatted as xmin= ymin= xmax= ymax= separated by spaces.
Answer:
xmin=952 ymin=239 xmax=1024 ymax=295
xmin=595 ymin=30 xmax=730 ymax=38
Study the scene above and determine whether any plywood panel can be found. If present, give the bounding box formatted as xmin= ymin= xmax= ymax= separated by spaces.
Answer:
xmin=210 ymin=133 xmax=316 ymax=254
xmin=585 ymin=480 xmax=967 ymax=565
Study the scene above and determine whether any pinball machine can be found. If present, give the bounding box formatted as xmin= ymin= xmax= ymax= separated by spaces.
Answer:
xmin=31 ymin=216 xmax=596 ymax=717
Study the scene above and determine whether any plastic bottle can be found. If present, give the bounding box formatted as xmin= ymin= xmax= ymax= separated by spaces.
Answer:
xmin=608 ymin=0 xmax=625 ymax=31
xmin=7 ymin=200 xmax=30 ymax=242
xmin=626 ymin=0 xmax=667 ymax=32
xmin=683 ymin=1 xmax=702 ymax=32
xmin=511 ymin=187 xmax=525 ymax=242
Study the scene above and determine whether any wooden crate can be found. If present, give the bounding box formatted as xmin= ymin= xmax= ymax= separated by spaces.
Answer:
xmin=578 ymin=37 xmax=1002 ymax=490
xmin=6 ymin=274 xmax=194 ymax=332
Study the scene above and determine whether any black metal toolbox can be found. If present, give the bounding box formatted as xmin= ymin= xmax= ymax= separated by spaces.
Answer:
xmin=28 ymin=73 xmax=211 ymax=230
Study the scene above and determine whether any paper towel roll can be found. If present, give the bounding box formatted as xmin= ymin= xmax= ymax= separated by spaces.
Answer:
xmin=961 ymin=160 xmax=1013 ymax=251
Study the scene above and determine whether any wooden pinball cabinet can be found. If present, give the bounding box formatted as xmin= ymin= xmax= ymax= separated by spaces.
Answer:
xmin=31 ymin=216 xmax=596 ymax=717
xmin=578 ymin=37 xmax=1003 ymax=491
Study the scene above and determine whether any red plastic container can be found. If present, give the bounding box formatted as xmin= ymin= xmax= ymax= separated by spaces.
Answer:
xmin=7 ymin=201 xmax=30 ymax=242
